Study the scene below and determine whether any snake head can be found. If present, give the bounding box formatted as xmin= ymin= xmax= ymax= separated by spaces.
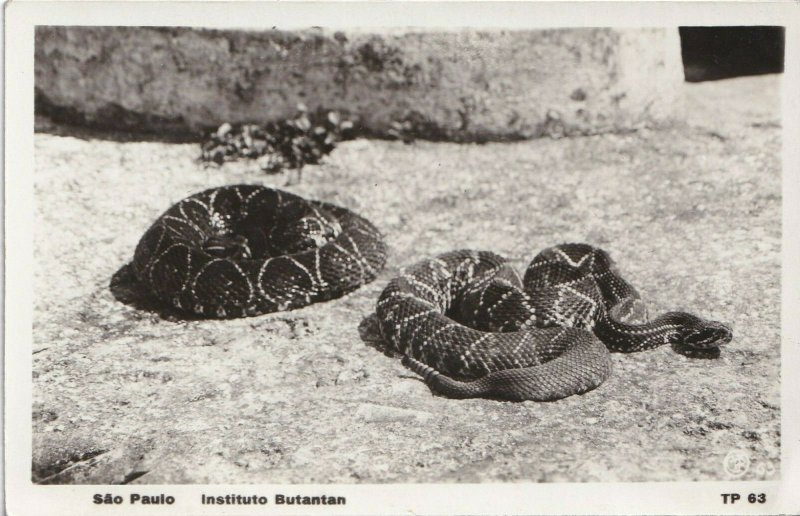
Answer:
xmin=675 ymin=316 xmax=733 ymax=349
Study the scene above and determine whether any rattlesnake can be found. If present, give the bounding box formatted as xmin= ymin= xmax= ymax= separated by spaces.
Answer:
xmin=376 ymin=244 xmax=732 ymax=401
xmin=133 ymin=185 xmax=387 ymax=318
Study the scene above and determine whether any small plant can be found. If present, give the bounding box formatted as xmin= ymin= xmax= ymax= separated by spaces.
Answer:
xmin=387 ymin=111 xmax=448 ymax=144
xmin=200 ymin=105 xmax=355 ymax=183
xmin=387 ymin=119 xmax=417 ymax=144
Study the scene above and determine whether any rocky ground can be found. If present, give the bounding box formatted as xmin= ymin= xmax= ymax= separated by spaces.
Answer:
xmin=31 ymin=74 xmax=781 ymax=484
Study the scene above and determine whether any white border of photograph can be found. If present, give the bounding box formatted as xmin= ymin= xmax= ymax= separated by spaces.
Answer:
xmin=5 ymin=1 xmax=800 ymax=515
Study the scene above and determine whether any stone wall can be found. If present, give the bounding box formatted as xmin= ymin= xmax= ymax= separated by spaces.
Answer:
xmin=34 ymin=26 xmax=684 ymax=140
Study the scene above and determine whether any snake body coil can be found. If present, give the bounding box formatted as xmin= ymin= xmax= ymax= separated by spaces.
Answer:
xmin=377 ymin=245 xmax=732 ymax=401
xmin=133 ymin=185 xmax=387 ymax=318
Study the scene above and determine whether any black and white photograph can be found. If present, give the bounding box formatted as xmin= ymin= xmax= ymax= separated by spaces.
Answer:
xmin=5 ymin=2 xmax=800 ymax=515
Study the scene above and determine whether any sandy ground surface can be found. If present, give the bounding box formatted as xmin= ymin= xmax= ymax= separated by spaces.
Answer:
xmin=31 ymin=74 xmax=781 ymax=484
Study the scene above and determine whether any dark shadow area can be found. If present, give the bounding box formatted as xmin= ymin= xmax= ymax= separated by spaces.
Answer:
xmin=32 ymin=448 xmax=109 ymax=485
xmin=110 ymin=261 xmax=359 ymax=322
xmin=357 ymin=313 xmax=432 ymax=387
xmin=35 ymin=89 xmax=202 ymax=143
xmin=35 ymin=91 xmax=201 ymax=143
xmin=118 ymin=470 xmax=150 ymax=485
xmin=357 ymin=312 xmax=398 ymax=359
xmin=109 ymin=263 xmax=206 ymax=322
xmin=680 ymin=26 xmax=784 ymax=82
xmin=671 ymin=342 xmax=723 ymax=360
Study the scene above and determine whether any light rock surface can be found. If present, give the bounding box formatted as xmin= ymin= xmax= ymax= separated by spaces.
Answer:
xmin=35 ymin=26 xmax=683 ymax=140
xmin=32 ymin=74 xmax=780 ymax=484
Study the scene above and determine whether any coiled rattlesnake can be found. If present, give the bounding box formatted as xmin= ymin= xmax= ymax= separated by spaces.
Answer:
xmin=133 ymin=185 xmax=387 ymax=318
xmin=376 ymin=244 xmax=732 ymax=401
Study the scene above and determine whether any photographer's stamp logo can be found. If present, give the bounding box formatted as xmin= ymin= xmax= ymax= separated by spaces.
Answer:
xmin=723 ymin=449 xmax=751 ymax=477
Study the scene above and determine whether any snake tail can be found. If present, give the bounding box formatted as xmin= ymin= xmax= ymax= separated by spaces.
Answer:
xmin=402 ymin=336 xmax=612 ymax=402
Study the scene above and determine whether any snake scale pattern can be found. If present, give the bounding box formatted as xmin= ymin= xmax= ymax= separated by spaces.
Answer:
xmin=131 ymin=185 xmax=730 ymax=402
xmin=377 ymin=245 xmax=732 ymax=401
xmin=133 ymin=185 xmax=387 ymax=318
